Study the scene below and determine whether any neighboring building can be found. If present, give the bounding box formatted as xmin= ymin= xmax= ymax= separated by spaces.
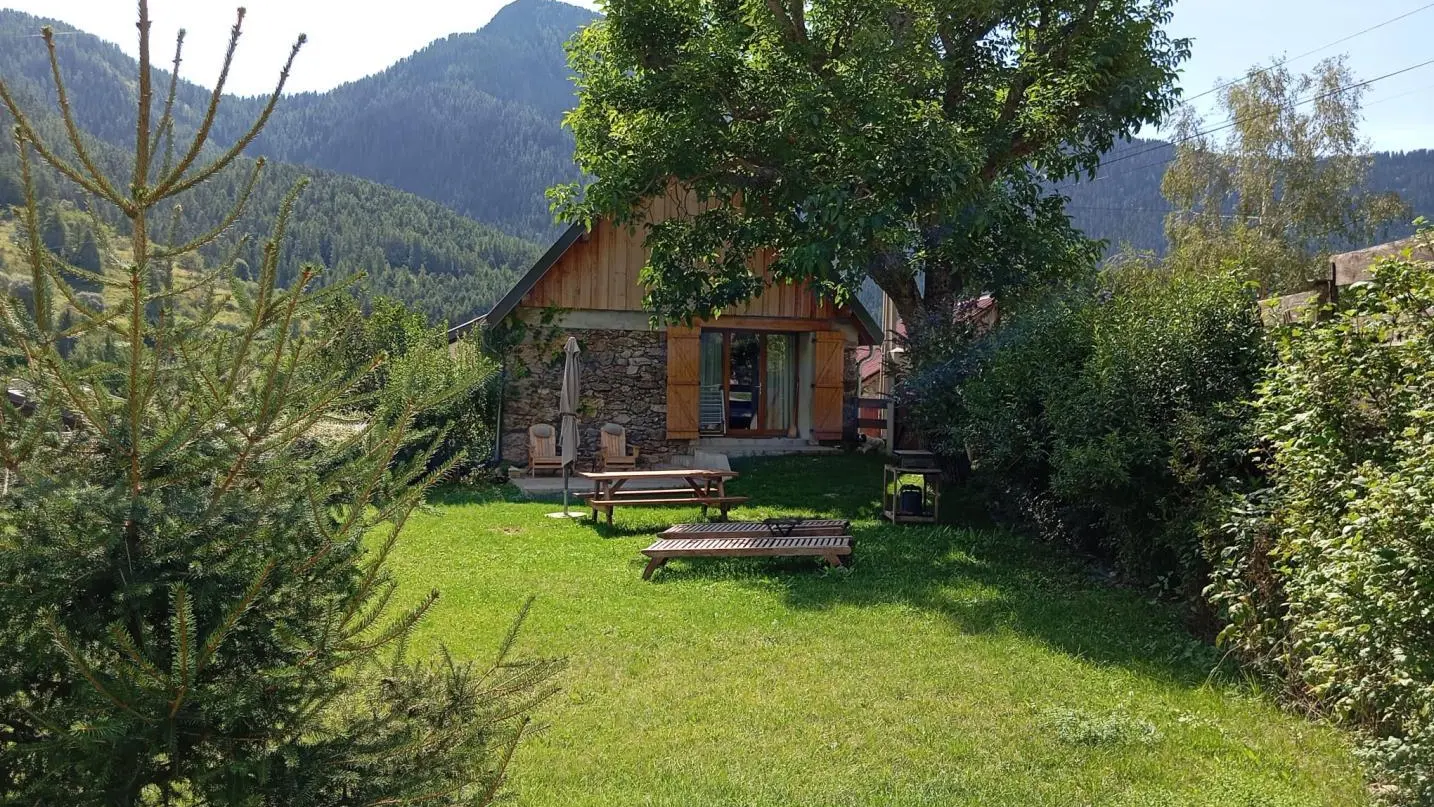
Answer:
xmin=451 ymin=195 xmax=879 ymax=468
xmin=1330 ymin=237 xmax=1434 ymax=289
xmin=857 ymin=295 xmax=998 ymax=396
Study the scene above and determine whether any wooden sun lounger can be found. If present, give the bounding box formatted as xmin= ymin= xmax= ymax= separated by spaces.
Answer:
xmin=640 ymin=534 xmax=853 ymax=580
xmin=660 ymin=519 xmax=850 ymax=539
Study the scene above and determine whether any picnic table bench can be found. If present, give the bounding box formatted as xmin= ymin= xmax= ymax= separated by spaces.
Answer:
xmin=579 ymin=469 xmax=746 ymax=524
xmin=641 ymin=519 xmax=854 ymax=579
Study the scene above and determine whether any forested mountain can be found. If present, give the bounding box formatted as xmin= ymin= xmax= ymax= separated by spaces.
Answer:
xmin=225 ymin=0 xmax=599 ymax=241
xmin=4 ymin=0 xmax=1430 ymax=322
xmin=0 ymin=8 xmax=543 ymax=324
xmin=1058 ymin=138 xmax=1434 ymax=256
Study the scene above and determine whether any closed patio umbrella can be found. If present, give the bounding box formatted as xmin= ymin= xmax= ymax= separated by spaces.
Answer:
xmin=549 ymin=337 xmax=582 ymax=519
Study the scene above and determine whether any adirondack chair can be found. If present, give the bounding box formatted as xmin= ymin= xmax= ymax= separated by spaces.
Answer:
xmin=527 ymin=424 xmax=567 ymax=476
xmin=597 ymin=423 xmax=639 ymax=471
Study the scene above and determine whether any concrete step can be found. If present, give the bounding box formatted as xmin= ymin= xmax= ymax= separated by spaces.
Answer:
xmin=665 ymin=450 xmax=733 ymax=471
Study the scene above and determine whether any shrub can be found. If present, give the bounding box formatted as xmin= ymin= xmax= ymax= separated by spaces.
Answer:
xmin=1208 ymin=232 xmax=1434 ymax=804
xmin=907 ymin=266 xmax=1266 ymax=602
xmin=311 ymin=294 xmax=501 ymax=476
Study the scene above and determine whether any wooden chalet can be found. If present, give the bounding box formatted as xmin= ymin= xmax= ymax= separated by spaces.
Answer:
xmin=451 ymin=193 xmax=879 ymax=468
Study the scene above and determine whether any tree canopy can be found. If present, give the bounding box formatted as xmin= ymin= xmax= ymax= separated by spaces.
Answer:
xmin=554 ymin=0 xmax=1190 ymax=327
xmin=1162 ymin=58 xmax=1407 ymax=294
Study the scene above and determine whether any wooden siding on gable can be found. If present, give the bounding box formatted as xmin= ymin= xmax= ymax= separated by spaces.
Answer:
xmin=522 ymin=193 xmax=839 ymax=321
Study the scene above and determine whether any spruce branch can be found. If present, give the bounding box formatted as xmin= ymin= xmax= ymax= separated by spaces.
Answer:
xmin=40 ymin=26 xmax=125 ymax=204
xmin=46 ymin=612 xmax=146 ymax=719
xmin=0 ymin=87 xmax=117 ymax=204
xmin=152 ymin=158 xmax=265 ymax=260
xmin=149 ymin=8 xmax=246 ymax=196
xmin=132 ymin=0 xmax=155 ymax=203
xmin=147 ymin=28 xmax=186 ymax=168
xmin=152 ymin=29 xmax=307 ymax=201
xmin=195 ymin=560 xmax=275 ymax=673
xmin=15 ymin=137 xmax=51 ymax=333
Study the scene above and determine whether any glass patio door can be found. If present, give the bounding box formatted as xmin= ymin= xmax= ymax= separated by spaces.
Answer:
xmin=698 ymin=331 xmax=797 ymax=436
xmin=698 ymin=332 xmax=725 ymax=434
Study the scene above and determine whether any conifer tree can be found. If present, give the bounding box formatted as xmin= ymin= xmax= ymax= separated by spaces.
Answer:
xmin=39 ymin=204 xmax=65 ymax=256
xmin=0 ymin=4 xmax=561 ymax=805
xmin=73 ymin=225 xmax=101 ymax=274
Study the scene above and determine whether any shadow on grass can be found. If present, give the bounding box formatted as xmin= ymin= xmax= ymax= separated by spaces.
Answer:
xmin=645 ymin=453 xmax=1218 ymax=687
xmin=428 ymin=483 xmax=736 ymax=539
xmin=430 ymin=456 xmax=1216 ymax=687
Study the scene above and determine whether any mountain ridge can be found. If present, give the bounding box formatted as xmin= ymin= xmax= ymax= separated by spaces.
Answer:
xmin=0 ymin=5 xmax=575 ymax=325
xmin=4 ymin=0 xmax=1432 ymax=317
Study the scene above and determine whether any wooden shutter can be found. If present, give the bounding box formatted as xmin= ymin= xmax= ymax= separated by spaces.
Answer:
xmin=666 ymin=327 xmax=701 ymax=439
xmin=812 ymin=331 xmax=846 ymax=440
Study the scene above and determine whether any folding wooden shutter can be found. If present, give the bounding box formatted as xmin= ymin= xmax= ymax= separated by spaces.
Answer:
xmin=666 ymin=327 xmax=701 ymax=439
xmin=812 ymin=331 xmax=846 ymax=440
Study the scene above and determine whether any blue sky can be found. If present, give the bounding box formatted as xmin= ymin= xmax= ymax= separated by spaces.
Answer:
xmin=1166 ymin=0 xmax=1434 ymax=151
xmin=3 ymin=0 xmax=1432 ymax=151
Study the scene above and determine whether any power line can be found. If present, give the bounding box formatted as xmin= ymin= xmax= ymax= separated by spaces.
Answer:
xmin=1066 ymin=205 xmax=1262 ymax=221
xmin=1182 ymin=1 xmax=1434 ymax=106
xmin=1360 ymin=80 xmax=1434 ymax=110
xmin=1074 ymin=55 xmax=1434 ymax=184
xmin=1067 ymin=205 xmax=1171 ymax=213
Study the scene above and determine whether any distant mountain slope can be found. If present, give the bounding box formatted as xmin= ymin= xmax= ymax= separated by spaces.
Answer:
xmin=1058 ymin=138 xmax=1434 ymax=256
xmin=0 ymin=8 xmax=542 ymax=324
xmin=6 ymin=0 xmax=1429 ymax=297
xmin=234 ymin=0 xmax=599 ymax=241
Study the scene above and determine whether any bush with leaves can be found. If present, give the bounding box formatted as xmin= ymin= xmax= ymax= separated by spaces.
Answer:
xmin=907 ymin=265 xmax=1266 ymax=603
xmin=0 ymin=6 xmax=560 ymax=805
xmin=310 ymin=294 xmax=501 ymax=477
xmin=1208 ymin=230 xmax=1434 ymax=804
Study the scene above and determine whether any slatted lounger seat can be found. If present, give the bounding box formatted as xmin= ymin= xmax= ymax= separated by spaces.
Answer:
xmin=639 ymin=534 xmax=853 ymax=580
xmin=659 ymin=519 xmax=850 ymax=539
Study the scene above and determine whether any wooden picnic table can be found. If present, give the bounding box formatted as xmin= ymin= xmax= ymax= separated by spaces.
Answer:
xmin=578 ymin=468 xmax=744 ymax=524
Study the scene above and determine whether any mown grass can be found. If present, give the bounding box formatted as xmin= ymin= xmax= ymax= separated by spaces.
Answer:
xmin=387 ymin=454 xmax=1367 ymax=806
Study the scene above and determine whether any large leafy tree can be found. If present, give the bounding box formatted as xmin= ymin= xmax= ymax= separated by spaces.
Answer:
xmin=1162 ymin=58 xmax=1407 ymax=294
xmin=554 ymin=0 xmax=1189 ymax=328
xmin=0 ymin=4 xmax=559 ymax=805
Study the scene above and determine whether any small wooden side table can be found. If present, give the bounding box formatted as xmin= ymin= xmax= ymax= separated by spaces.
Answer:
xmin=882 ymin=462 xmax=942 ymax=524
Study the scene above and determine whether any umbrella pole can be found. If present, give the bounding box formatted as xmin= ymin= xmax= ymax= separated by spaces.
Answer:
xmin=563 ymin=461 xmax=570 ymax=516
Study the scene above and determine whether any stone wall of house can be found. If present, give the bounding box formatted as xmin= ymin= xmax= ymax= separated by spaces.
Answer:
xmin=500 ymin=327 xmax=691 ymax=470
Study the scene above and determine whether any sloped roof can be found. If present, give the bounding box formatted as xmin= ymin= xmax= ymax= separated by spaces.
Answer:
xmin=448 ymin=222 xmax=586 ymax=341
xmin=448 ymin=221 xmax=881 ymax=344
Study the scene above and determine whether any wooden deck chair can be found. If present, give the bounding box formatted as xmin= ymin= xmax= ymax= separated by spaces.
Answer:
xmin=528 ymin=424 xmax=566 ymax=476
xmin=597 ymin=423 xmax=639 ymax=471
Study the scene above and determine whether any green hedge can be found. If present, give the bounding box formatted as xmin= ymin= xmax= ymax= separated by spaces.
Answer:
xmin=1208 ymin=239 xmax=1434 ymax=804
xmin=905 ymin=267 xmax=1266 ymax=603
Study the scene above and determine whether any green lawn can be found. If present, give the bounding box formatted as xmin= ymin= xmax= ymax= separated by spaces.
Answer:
xmin=388 ymin=454 xmax=1367 ymax=806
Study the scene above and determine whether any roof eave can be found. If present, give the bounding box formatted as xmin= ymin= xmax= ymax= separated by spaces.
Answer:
xmin=446 ymin=222 xmax=586 ymax=343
